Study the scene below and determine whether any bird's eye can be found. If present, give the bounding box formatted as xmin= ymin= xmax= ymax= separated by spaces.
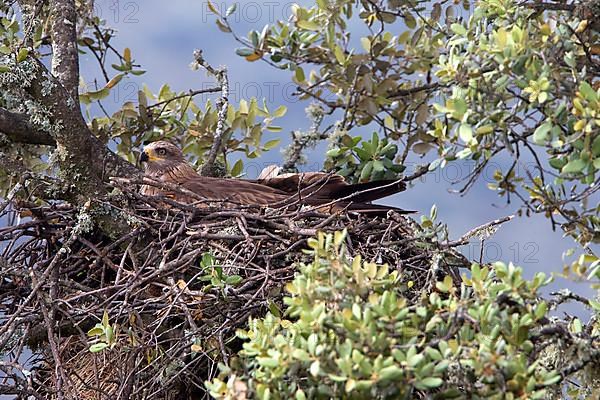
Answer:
xmin=157 ymin=148 xmax=167 ymax=156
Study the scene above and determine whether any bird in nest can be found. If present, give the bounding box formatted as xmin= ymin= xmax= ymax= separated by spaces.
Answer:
xmin=139 ymin=141 xmax=413 ymax=216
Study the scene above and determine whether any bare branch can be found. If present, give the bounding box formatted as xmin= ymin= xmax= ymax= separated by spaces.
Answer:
xmin=0 ymin=107 xmax=55 ymax=145
xmin=49 ymin=0 xmax=80 ymax=101
xmin=444 ymin=215 xmax=515 ymax=248
xmin=388 ymin=83 xmax=441 ymax=99
xmin=402 ymin=164 xmax=431 ymax=182
xmin=193 ymin=49 xmax=230 ymax=177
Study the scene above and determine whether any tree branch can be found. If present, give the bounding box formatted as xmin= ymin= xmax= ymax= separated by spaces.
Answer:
xmin=444 ymin=215 xmax=515 ymax=248
xmin=49 ymin=0 xmax=80 ymax=101
xmin=193 ymin=49 xmax=230 ymax=177
xmin=0 ymin=107 xmax=55 ymax=145
xmin=388 ymin=83 xmax=441 ymax=98
xmin=22 ymin=58 xmax=141 ymax=196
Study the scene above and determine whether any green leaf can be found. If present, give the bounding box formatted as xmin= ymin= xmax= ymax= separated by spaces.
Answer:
xmin=532 ymin=121 xmax=552 ymax=144
xmin=360 ymin=161 xmax=374 ymax=182
xmin=105 ymin=325 xmax=115 ymax=345
xmin=257 ymin=357 xmax=279 ymax=368
xmin=89 ymin=343 xmax=109 ymax=353
xmin=372 ymin=160 xmax=385 ymax=172
xmin=407 ymin=353 xmax=424 ymax=367
xmin=415 ymin=377 xmax=443 ymax=389
xmin=263 ymin=139 xmax=281 ymax=150
xmin=542 ymin=372 xmax=561 ymax=386
xmin=272 ymin=105 xmax=287 ymax=118
xmin=534 ymin=301 xmax=548 ymax=320
xmin=451 ymin=23 xmax=467 ymax=36
xmin=326 ymin=148 xmax=341 ymax=157
xmin=201 ymin=253 xmax=214 ymax=267
xmin=105 ymin=73 xmax=124 ymax=89
xmin=307 ymin=333 xmax=318 ymax=354
xmin=334 ymin=45 xmax=345 ymax=64
xmin=102 ymin=310 xmax=110 ymax=327
xmin=86 ymin=88 xmax=110 ymax=101
xmin=458 ymin=124 xmax=473 ymax=143
xmin=378 ymin=365 xmax=403 ymax=382
xmin=297 ymin=20 xmax=321 ymax=31
xmin=561 ymin=159 xmax=586 ymax=174
xmin=230 ymin=159 xmax=243 ymax=177
xmin=589 ymin=299 xmax=600 ymax=311
xmin=216 ymin=19 xmax=231 ymax=33
xmin=123 ymin=47 xmax=131 ymax=63
xmin=206 ymin=0 xmax=220 ymax=15
xmin=294 ymin=66 xmax=306 ymax=83
xmin=548 ymin=156 xmax=566 ymax=170
xmin=579 ymin=81 xmax=597 ymax=102
xmin=87 ymin=326 xmax=104 ymax=336
xmin=225 ymin=3 xmax=237 ymax=16
xmin=310 ymin=360 xmax=320 ymax=376
xmin=235 ymin=48 xmax=254 ymax=57
xmin=225 ymin=275 xmax=243 ymax=285
xmin=291 ymin=349 xmax=310 ymax=361
xmin=112 ymin=63 xmax=128 ymax=72
xmin=592 ymin=135 xmax=600 ymax=157
xmin=404 ymin=13 xmax=416 ymax=29
xmin=360 ymin=37 xmax=371 ymax=52
xmin=316 ymin=0 xmax=328 ymax=9
xmin=16 ymin=47 xmax=28 ymax=63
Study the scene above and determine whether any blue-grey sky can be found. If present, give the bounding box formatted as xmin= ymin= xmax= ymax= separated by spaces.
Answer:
xmin=81 ymin=0 xmax=597 ymax=312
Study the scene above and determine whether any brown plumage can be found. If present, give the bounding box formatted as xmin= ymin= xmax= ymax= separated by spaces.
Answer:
xmin=140 ymin=141 xmax=413 ymax=215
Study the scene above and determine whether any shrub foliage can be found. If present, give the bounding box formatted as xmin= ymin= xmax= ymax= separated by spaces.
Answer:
xmin=207 ymin=231 xmax=577 ymax=399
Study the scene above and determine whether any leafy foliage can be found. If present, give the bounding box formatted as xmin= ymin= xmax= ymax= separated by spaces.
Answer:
xmin=207 ymin=231 xmax=572 ymax=399
xmin=87 ymin=310 xmax=118 ymax=353
xmin=325 ymin=132 xmax=405 ymax=182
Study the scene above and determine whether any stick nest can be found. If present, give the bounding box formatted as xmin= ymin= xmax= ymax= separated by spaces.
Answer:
xmin=0 ymin=184 xmax=465 ymax=399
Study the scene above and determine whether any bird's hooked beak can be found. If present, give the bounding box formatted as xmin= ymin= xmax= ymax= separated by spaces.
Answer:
xmin=139 ymin=150 xmax=151 ymax=168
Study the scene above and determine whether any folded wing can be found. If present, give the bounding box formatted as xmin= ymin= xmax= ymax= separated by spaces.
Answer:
xmin=254 ymin=166 xmax=414 ymax=215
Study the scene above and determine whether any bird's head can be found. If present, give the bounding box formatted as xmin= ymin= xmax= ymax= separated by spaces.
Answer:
xmin=140 ymin=141 xmax=186 ymax=174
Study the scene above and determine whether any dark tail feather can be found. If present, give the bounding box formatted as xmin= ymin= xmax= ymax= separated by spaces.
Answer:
xmin=332 ymin=180 xmax=407 ymax=203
